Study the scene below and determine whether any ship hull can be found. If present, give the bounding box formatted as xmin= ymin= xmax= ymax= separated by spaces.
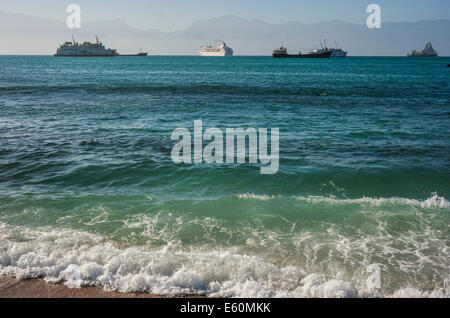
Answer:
xmin=54 ymin=55 xmax=117 ymax=57
xmin=273 ymin=51 xmax=332 ymax=58
xmin=331 ymin=51 xmax=347 ymax=58
xmin=199 ymin=52 xmax=233 ymax=57
xmin=118 ymin=53 xmax=148 ymax=57
xmin=407 ymin=54 xmax=438 ymax=57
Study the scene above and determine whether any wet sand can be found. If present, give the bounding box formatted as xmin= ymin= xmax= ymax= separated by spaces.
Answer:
xmin=0 ymin=275 xmax=205 ymax=298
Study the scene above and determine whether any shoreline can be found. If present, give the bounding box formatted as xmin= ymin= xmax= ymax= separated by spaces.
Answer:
xmin=0 ymin=275 xmax=206 ymax=298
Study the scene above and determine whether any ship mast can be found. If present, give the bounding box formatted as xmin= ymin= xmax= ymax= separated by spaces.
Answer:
xmin=72 ymin=34 xmax=76 ymax=45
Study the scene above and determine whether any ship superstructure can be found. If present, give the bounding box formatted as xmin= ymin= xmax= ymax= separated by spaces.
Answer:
xmin=199 ymin=42 xmax=233 ymax=56
xmin=54 ymin=35 xmax=118 ymax=57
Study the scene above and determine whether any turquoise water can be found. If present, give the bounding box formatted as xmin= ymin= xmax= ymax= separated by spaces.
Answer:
xmin=0 ymin=56 xmax=449 ymax=297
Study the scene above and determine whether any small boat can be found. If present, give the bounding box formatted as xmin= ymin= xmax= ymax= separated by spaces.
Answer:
xmin=272 ymin=46 xmax=331 ymax=58
xmin=119 ymin=48 xmax=148 ymax=57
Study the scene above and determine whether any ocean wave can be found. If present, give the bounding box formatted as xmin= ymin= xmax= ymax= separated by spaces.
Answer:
xmin=0 ymin=83 xmax=422 ymax=99
xmin=292 ymin=193 xmax=450 ymax=209
xmin=236 ymin=193 xmax=278 ymax=201
xmin=0 ymin=223 xmax=448 ymax=298
xmin=235 ymin=193 xmax=450 ymax=209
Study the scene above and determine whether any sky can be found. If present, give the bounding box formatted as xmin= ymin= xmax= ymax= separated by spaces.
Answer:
xmin=1 ymin=0 xmax=449 ymax=31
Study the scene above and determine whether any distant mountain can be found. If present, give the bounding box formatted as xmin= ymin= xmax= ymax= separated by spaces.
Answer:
xmin=0 ymin=11 xmax=449 ymax=56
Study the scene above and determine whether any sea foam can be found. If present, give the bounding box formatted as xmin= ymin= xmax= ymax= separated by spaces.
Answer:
xmin=292 ymin=193 xmax=450 ymax=209
xmin=234 ymin=192 xmax=450 ymax=209
xmin=236 ymin=193 xmax=277 ymax=201
xmin=0 ymin=222 xmax=448 ymax=298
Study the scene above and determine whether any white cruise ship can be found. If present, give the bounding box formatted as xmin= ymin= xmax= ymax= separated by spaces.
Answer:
xmin=199 ymin=42 xmax=233 ymax=56
xmin=310 ymin=40 xmax=348 ymax=58
xmin=54 ymin=35 xmax=118 ymax=57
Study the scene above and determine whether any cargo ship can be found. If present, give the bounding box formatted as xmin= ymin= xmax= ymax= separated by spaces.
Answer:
xmin=54 ymin=35 xmax=118 ymax=57
xmin=272 ymin=46 xmax=332 ymax=58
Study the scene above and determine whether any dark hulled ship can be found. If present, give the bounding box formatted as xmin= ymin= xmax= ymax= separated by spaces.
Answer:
xmin=407 ymin=42 xmax=438 ymax=57
xmin=272 ymin=46 xmax=332 ymax=58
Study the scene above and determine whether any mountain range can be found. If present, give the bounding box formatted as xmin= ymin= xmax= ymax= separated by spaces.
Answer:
xmin=0 ymin=10 xmax=449 ymax=56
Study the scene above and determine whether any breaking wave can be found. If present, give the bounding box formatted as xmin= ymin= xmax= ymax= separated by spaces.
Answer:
xmin=0 ymin=221 xmax=448 ymax=298
xmin=235 ymin=193 xmax=450 ymax=209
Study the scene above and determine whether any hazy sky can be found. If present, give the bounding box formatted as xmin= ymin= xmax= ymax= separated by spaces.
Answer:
xmin=1 ymin=0 xmax=449 ymax=31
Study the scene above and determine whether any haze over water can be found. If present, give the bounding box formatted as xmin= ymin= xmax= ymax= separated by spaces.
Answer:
xmin=0 ymin=56 xmax=449 ymax=297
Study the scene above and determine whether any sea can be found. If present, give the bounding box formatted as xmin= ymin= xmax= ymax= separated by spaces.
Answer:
xmin=0 ymin=55 xmax=449 ymax=298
